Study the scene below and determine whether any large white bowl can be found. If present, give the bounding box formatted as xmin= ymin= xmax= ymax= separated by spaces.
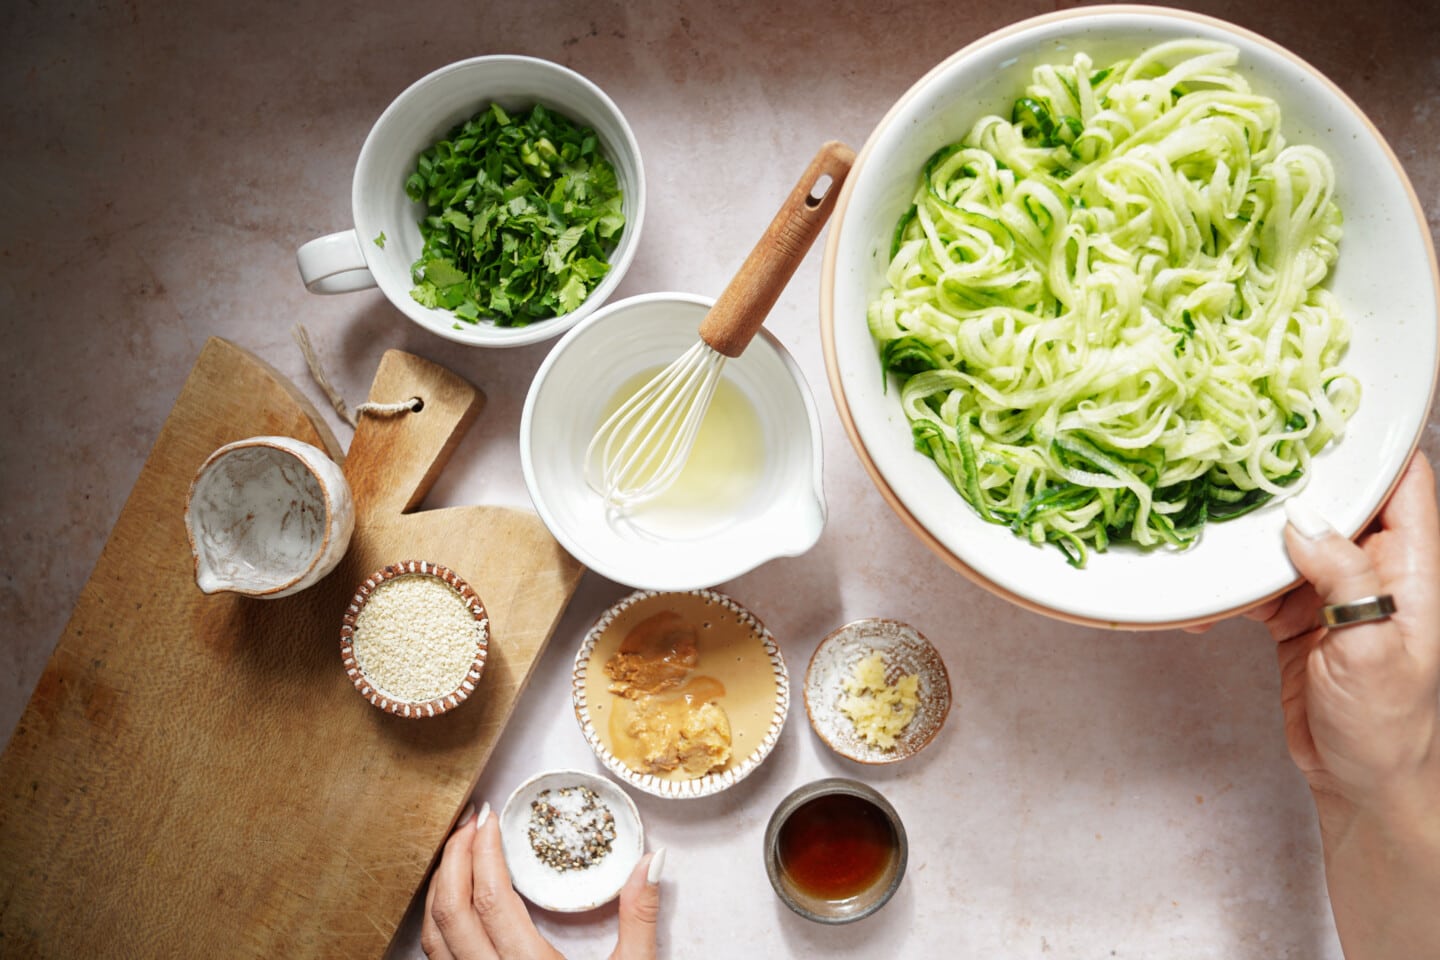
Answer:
xmin=821 ymin=6 xmax=1440 ymax=629
xmin=297 ymin=55 xmax=645 ymax=348
xmin=521 ymin=292 xmax=826 ymax=590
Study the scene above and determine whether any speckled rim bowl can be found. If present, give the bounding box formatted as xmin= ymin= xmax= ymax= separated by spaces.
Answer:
xmin=297 ymin=54 xmax=645 ymax=348
xmin=820 ymin=5 xmax=1440 ymax=629
xmin=340 ymin=560 xmax=489 ymax=718
xmin=572 ymin=589 xmax=790 ymax=799
xmin=764 ymin=778 xmax=908 ymax=924
xmin=804 ymin=619 xmax=951 ymax=765
xmin=499 ymin=769 xmax=644 ymax=913
xmin=184 ymin=436 xmax=355 ymax=599
xmin=521 ymin=292 xmax=826 ymax=590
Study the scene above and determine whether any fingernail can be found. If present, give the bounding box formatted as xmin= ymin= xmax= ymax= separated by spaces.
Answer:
xmin=459 ymin=802 xmax=475 ymax=825
xmin=647 ymin=847 xmax=666 ymax=884
xmin=1285 ymin=499 xmax=1334 ymax=540
xmin=473 ymin=801 xmax=491 ymax=830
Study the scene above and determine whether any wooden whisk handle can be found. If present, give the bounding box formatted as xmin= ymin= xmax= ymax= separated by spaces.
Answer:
xmin=698 ymin=140 xmax=856 ymax=358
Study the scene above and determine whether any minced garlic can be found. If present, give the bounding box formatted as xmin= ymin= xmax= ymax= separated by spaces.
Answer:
xmin=837 ymin=652 xmax=919 ymax=750
xmin=351 ymin=574 xmax=483 ymax=703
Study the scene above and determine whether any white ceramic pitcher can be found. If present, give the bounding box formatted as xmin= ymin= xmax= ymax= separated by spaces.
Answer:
xmin=184 ymin=436 xmax=355 ymax=598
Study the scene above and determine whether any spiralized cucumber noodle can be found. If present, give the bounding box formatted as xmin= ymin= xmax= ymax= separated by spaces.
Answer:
xmin=868 ymin=40 xmax=1358 ymax=567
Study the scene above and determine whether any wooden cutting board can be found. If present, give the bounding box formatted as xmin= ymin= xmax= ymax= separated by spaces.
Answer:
xmin=0 ymin=338 xmax=584 ymax=958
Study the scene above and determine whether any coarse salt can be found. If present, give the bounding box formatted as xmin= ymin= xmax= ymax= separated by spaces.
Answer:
xmin=527 ymin=786 xmax=616 ymax=872
xmin=351 ymin=574 xmax=484 ymax=704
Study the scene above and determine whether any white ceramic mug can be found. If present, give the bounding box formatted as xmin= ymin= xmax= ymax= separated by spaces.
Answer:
xmin=184 ymin=436 xmax=355 ymax=599
xmin=295 ymin=55 xmax=646 ymax=348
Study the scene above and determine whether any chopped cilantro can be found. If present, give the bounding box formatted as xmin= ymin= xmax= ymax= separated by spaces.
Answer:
xmin=373 ymin=231 xmax=386 ymax=249
xmin=404 ymin=102 xmax=625 ymax=327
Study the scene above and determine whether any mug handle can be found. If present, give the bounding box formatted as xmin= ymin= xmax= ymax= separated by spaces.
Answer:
xmin=296 ymin=229 xmax=377 ymax=294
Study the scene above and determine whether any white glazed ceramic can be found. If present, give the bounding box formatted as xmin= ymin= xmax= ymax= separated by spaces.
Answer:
xmin=803 ymin=619 xmax=951 ymax=765
xmin=521 ymin=293 xmax=826 ymax=590
xmin=296 ymin=55 xmax=645 ymax=348
xmin=184 ymin=436 xmax=354 ymax=598
xmin=572 ymin=589 xmax=790 ymax=800
xmin=821 ymin=6 xmax=1440 ymax=629
xmin=499 ymin=769 xmax=644 ymax=912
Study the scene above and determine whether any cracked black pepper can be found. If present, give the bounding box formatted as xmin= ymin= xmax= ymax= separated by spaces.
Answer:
xmin=526 ymin=785 xmax=617 ymax=872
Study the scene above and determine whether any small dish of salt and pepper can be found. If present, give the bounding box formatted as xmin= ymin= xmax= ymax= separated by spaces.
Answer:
xmin=499 ymin=769 xmax=645 ymax=912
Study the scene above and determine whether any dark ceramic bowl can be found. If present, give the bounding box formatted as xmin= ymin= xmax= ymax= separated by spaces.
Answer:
xmin=763 ymin=778 xmax=907 ymax=923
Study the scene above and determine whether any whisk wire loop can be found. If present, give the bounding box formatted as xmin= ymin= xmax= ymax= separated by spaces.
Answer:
xmin=583 ymin=142 xmax=854 ymax=513
xmin=585 ymin=342 xmax=726 ymax=509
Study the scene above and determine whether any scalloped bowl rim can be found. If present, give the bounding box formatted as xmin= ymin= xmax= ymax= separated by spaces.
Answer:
xmin=571 ymin=589 xmax=790 ymax=799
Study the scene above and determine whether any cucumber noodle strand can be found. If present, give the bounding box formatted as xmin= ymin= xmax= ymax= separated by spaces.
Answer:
xmin=869 ymin=40 xmax=1358 ymax=566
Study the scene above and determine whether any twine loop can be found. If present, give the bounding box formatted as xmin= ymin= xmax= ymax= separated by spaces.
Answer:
xmin=292 ymin=324 xmax=422 ymax=428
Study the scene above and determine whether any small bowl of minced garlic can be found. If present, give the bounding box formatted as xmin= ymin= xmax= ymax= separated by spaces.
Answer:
xmin=803 ymin=619 xmax=951 ymax=764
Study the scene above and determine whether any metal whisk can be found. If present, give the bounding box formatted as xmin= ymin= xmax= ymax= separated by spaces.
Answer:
xmin=586 ymin=141 xmax=854 ymax=510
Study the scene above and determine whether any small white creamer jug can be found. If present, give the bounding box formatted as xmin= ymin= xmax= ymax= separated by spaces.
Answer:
xmin=184 ymin=436 xmax=355 ymax=598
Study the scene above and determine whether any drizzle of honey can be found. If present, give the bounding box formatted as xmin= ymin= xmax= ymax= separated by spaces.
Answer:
xmin=604 ymin=610 xmax=731 ymax=777
xmin=776 ymin=793 xmax=897 ymax=901
xmin=606 ymin=675 xmax=729 ymax=755
xmin=619 ymin=609 xmax=695 ymax=663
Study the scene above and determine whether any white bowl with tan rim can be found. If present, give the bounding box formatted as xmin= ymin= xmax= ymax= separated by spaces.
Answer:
xmin=572 ymin=589 xmax=789 ymax=799
xmin=820 ymin=6 xmax=1440 ymax=629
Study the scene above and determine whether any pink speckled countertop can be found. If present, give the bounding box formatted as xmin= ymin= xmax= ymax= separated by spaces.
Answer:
xmin=3 ymin=1 xmax=1438 ymax=957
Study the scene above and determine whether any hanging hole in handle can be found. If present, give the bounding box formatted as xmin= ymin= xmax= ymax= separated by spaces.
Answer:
xmin=805 ymin=174 xmax=835 ymax=209
xmin=409 ymin=397 xmax=425 ymax=412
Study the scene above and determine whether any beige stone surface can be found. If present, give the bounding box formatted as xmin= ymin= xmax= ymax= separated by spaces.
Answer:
xmin=3 ymin=1 xmax=1437 ymax=957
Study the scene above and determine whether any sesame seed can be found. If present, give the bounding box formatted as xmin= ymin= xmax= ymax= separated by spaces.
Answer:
xmin=351 ymin=574 xmax=485 ymax=704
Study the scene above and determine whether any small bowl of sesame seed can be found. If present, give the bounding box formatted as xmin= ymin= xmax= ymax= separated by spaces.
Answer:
xmin=499 ymin=769 xmax=645 ymax=913
xmin=340 ymin=560 xmax=489 ymax=718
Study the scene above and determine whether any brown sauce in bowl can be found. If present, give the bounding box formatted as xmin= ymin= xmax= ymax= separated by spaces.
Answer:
xmin=776 ymin=793 xmax=897 ymax=901
xmin=584 ymin=592 xmax=778 ymax=782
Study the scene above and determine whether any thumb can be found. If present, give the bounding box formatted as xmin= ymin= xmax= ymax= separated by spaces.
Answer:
xmin=1282 ymin=499 xmax=1383 ymax=607
xmin=611 ymin=848 xmax=663 ymax=960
